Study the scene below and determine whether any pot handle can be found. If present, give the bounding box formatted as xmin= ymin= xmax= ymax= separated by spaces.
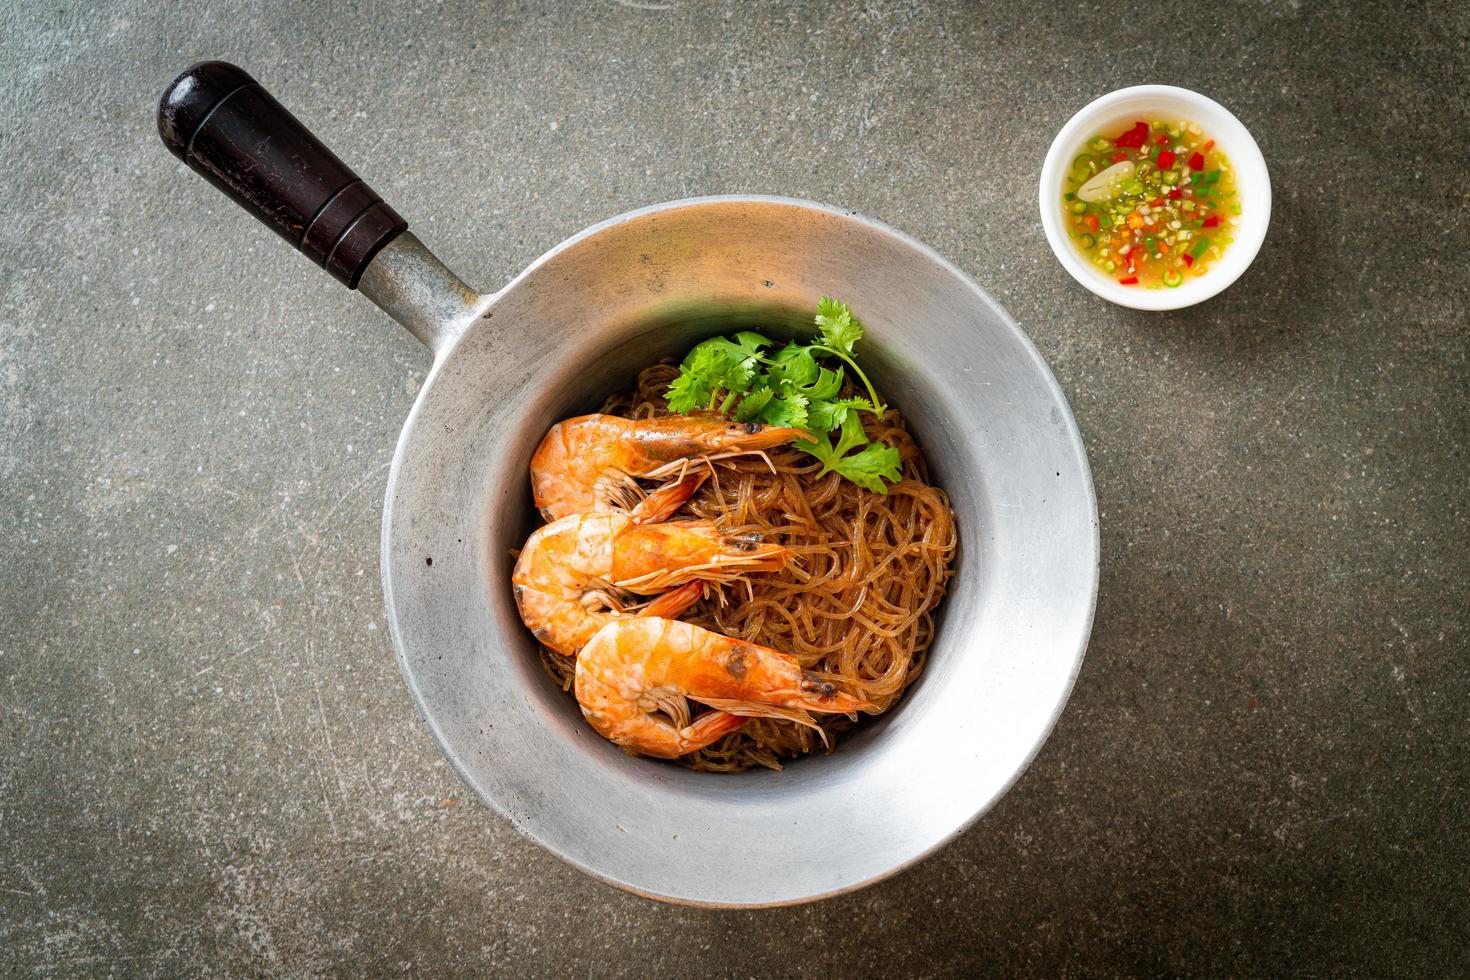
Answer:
xmin=158 ymin=61 xmax=481 ymax=352
xmin=158 ymin=61 xmax=405 ymax=289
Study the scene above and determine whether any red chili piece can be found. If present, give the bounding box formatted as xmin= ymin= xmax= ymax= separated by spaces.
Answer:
xmin=1118 ymin=276 xmax=1139 ymax=285
xmin=1156 ymin=134 xmax=1170 ymax=145
xmin=1084 ymin=214 xmax=1099 ymax=233
xmin=1202 ymin=216 xmax=1219 ymax=228
xmin=1114 ymin=122 xmax=1149 ymax=149
xmin=1157 ymin=150 xmax=1176 ymax=169
xmin=1188 ymin=152 xmax=1205 ymax=171
xmin=1183 ymin=254 xmax=1194 ymax=267
xmin=1111 ymin=151 xmax=1129 ymax=164
xmin=1167 ymin=188 xmax=1183 ymax=200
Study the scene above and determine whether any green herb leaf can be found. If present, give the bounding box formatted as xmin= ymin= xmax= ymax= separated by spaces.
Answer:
xmin=810 ymin=299 xmax=886 ymax=414
xmin=806 ymin=399 xmax=847 ymax=435
xmin=795 ymin=412 xmax=901 ymax=493
xmin=767 ymin=344 xmax=818 ymax=388
xmin=815 ymin=297 xmax=862 ymax=356
xmin=710 ymin=347 xmax=760 ymax=393
xmin=830 ymin=410 xmax=869 ymax=458
xmin=666 ymin=345 xmax=720 ymax=413
xmin=675 ymin=335 xmax=767 ymax=409
xmin=759 ymin=392 xmax=809 ymax=429
xmin=807 ymin=396 xmax=876 ymax=434
xmin=731 ymin=331 xmax=774 ymax=353
xmin=731 ymin=388 xmax=774 ymax=422
xmin=691 ymin=334 xmax=771 ymax=367
xmin=800 ymin=367 xmax=844 ymax=402
xmin=768 ymin=344 xmax=842 ymax=402
xmin=828 ymin=442 xmax=902 ymax=493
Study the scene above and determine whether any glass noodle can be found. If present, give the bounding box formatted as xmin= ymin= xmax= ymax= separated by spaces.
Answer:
xmin=537 ymin=362 xmax=959 ymax=772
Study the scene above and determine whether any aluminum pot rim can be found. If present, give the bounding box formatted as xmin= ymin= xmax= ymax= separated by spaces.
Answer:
xmin=379 ymin=194 xmax=1100 ymax=907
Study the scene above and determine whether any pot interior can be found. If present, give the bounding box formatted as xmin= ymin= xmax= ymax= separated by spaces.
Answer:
xmin=494 ymin=299 xmax=967 ymax=775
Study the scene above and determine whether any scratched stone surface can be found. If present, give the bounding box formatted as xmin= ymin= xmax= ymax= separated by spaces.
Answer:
xmin=1 ymin=0 xmax=1467 ymax=975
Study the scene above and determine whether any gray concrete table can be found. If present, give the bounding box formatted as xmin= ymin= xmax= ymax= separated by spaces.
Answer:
xmin=3 ymin=1 xmax=1465 ymax=975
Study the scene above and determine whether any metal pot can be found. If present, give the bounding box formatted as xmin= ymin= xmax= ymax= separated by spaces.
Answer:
xmin=159 ymin=62 xmax=1098 ymax=907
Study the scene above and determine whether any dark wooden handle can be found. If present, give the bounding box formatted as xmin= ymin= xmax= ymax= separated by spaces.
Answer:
xmin=158 ymin=61 xmax=407 ymax=288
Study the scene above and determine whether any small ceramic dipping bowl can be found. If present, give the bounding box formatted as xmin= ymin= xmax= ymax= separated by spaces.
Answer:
xmin=1039 ymin=85 xmax=1271 ymax=311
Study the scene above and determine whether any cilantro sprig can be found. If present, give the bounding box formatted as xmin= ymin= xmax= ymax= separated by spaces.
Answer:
xmin=664 ymin=298 xmax=902 ymax=493
xmin=796 ymin=411 xmax=902 ymax=494
xmin=812 ymin=297 xmax=886 ymax=414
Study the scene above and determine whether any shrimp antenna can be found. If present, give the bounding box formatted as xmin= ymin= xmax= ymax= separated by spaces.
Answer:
xmin=646 ymin=448 xmax=779 ymax=481
xmin=693 ymin=698 xmax=830 ymax=746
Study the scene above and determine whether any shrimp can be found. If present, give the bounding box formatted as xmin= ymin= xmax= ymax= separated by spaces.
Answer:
xmin=575 ymin=617 xmax=872 ymax=759
xmin=512 ymin=511 xmax=786 ymax=658
xmin=530 ymin=413 xmax=806 ymax=521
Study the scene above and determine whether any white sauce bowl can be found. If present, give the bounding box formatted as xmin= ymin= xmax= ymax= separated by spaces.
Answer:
xmin=1039 ymin=85 xmax=1271 ymax=311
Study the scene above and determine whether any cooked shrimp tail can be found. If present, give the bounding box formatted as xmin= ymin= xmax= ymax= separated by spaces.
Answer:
xmin=629 ymin=469 xmax=708 ymax=524
xmin=677 ymin=710 xmax=750 ymax=751
xmin=639 ymin=581 xmax=704 ymax=619
xmin=575 ymin=617 xmax=871 ymax=759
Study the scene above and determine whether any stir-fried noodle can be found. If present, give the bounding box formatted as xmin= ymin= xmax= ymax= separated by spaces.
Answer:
xmin=536 ymin=362 xmax=958 ymax=771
